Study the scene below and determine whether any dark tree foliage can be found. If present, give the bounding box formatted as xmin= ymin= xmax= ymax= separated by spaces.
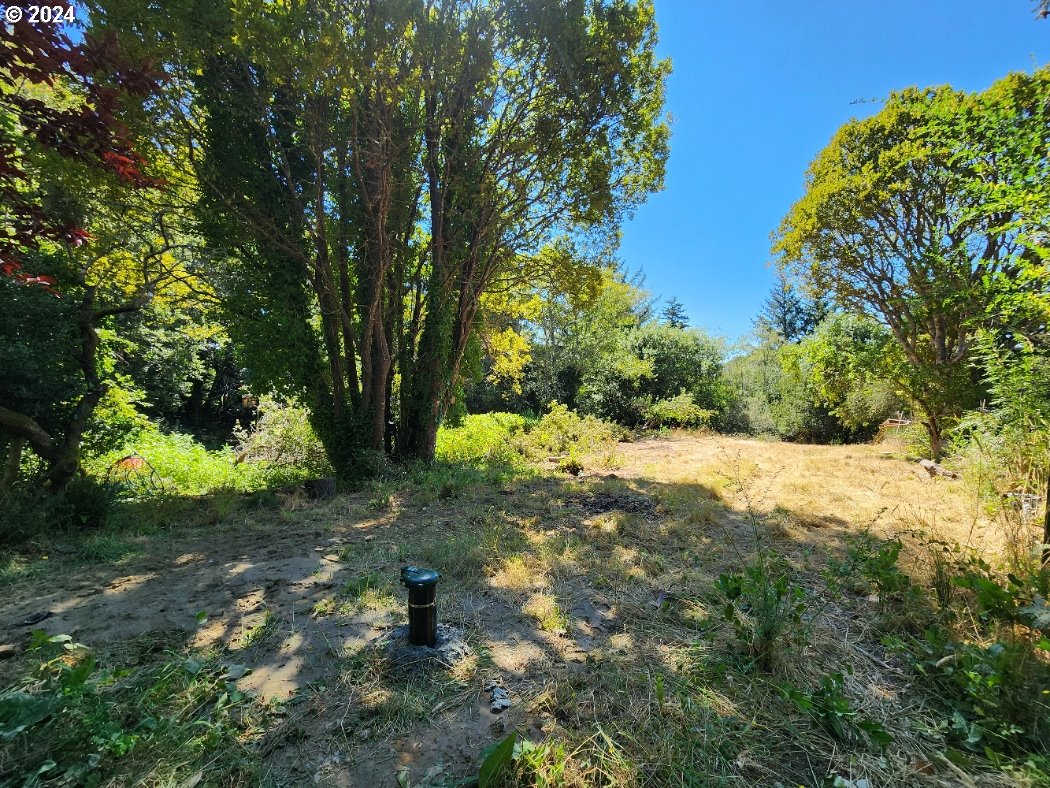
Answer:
xmin=660 ymin=296 xmax=689 ymax=328
xmin=0 ymin=10 xmax=164 ymax=490
xmin=0 ymin=10 xmax=160 ymax=278
xmin=756 ymin=271 xmax=807 ymax=342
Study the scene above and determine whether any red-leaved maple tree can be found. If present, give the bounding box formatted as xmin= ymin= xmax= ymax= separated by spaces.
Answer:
xmin=1 ymin=8 xmax=162 ymax=289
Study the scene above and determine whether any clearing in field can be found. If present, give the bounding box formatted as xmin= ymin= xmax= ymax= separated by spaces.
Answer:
xmin=2 ymin=434 xmax=1039 ymax=786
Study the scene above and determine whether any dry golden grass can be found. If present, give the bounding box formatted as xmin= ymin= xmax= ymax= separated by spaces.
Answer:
xmin=615 ymin=433 xmax=1001 ymax=559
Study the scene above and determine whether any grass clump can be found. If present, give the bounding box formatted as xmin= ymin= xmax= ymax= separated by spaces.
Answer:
xmin=238 ymin=611 xmax=279 ymax=650
xmin=523 ymin=593 xmax=569 ymax=634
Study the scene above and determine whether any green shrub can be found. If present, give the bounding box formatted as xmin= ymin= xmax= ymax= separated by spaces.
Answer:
xmin=714 ymin=550 xmax=807 ymax=670
xmin=579 ymin=323 xmax=725 ymax=427
xmin=914 ymin=629 xmax=1050 ymax=754
xmin=520 ymin=402 xmax=621 ymax=457
xmin=0 ymin=476 xmax=119 ymax=545
xmin=435 ymin=412 xmax=529 ymax=466
xmin=232 ymin=396 xmax=332 ymax=477
xmin=644 ymin=392 xmax=715 ymax=429
xmin=86 ymin=428 xmax=301 ymax=497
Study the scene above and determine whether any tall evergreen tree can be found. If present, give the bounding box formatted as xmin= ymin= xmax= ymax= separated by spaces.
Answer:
xmin=756 ymin=271 xmax=806 ymax=342
xmin=661 ymin=296 xmax=689 ymax=328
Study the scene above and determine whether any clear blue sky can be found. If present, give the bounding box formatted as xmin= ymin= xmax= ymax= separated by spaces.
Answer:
xmin=619 ymin=1 xmax=1050 ymax=342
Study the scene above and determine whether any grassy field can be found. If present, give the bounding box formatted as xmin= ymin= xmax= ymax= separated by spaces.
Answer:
xmin=0 ymin=433 xmax=1047 ymax=786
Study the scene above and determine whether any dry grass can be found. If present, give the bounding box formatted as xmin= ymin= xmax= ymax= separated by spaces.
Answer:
xmin=4 ymin=434 xmax=1044 ymax=787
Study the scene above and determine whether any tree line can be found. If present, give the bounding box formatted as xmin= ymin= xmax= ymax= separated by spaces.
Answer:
xmin=0 ymin=0 xmax=669 ymax=491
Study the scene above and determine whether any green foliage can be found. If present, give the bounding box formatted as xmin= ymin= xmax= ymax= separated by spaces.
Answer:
xmin=435 ymin=413 xmax=529 ymax=466
xmin=82 ymin=381 xmax=152 ymax=457
xmin=580 ymin=323 xmax=724 ymax=427
xmin=825 ymin=535 xmax=931 ymax=630
xmin=0 ymin=263 xmax=84 ymax=438
xmin=523 ymin=265 xmax=653 ymax=411
xmin=798 ymin=314 xmax=904 ymax=433
xmin=233 ymin=396 xmax=332 ymax=478
xmin=478 ymin=731 xmax=517 ymax=787
xmin=520 ymin=403 xmax=621 ymax=457
xmin=782 ymin=672 xmax=893 ymax=750
xmin=86 ymin=428 xmax=303 ymax=497
xmin=0 ymin=633 xmax=260 ymax=785
xmin=950 ymin=332 xmax=1050 ymax=501
xmin=1 ymin=476 xmax=120 ymax=545
xmin=840 ymin=533 xmax=1050 ymax=759
xmin=644 ymin=392 xmax=715 ymax=429
xmin=774 ymin=68 xmax=1050 ymax=457
xmin=914 ymin=630 xmax=1050 ymax=754
xmin=715 ymin=551 xmax=807 ymax=670
xmin=720 ymin=341 xmax=842 ymax=441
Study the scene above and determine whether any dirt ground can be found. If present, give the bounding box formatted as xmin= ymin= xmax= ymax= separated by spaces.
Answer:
xmin=0 ymin=434 xmax=1027 ymax=786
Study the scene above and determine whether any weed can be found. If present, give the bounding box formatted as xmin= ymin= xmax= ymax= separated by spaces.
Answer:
xmin=556 ymin=451 xmax=584 ymax=476
xmin=782 ymin=672 xmax=893 ymax=750
xmin=367 ymin=479 xmax=396 ymax=510
xmin=714 ymin=550 xmax=807 ymax=670
xmin=239 ymin=611 xmax=278 ymax=649
xmin=523 ymin=593 xmax=569 ymax=634
xmin=825 ymin=533 xmax=932 ymax=631
xmin=0 ymin=632 xmax=263 ymax=785
xmin=312 ymin=597 xmax=337 ymax=617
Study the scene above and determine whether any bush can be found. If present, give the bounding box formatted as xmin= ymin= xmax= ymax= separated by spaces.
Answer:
xmin=520 ymin=403 xmax=621 ymax=457
xmin=580 ymin=324 xmax=724 ymax=427
xmin=232 ymin=396 xmax=332 ymax=477
xmin=86 ymin=428 xmax=301 ymax=497
xmin=435 ymin=412 xmax=529 ymax=465
xmin=644 ymin=392 xmax=715 ymax=429
xmin=719 ymin=344 xmax=840 ymax=440
xmin=0 ymin=476 xmax=119 ymax=545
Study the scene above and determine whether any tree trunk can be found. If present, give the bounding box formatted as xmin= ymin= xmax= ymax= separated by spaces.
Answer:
xmin=922 ymin=412 xmax=943 ymax=462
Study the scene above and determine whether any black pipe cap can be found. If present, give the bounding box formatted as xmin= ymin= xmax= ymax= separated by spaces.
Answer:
xmin=400 ymin=566 xmax=440 ymax=588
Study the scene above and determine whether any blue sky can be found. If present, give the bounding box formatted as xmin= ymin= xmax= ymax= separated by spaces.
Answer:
xmin=619 ymin=1 xmax=1050 ymax=342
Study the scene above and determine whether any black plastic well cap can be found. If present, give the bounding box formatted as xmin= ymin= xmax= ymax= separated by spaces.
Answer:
xmin=400 ymin=566 xmax=440 ymax=588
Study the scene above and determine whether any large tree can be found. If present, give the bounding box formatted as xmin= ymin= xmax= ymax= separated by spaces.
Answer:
xmin=0 ymin=11 xmax=178 ymax=491
xmin=774 ymin=71 xmax=1050 ymax=458
xmin=96 ymin=0 xmax=670 ymax=473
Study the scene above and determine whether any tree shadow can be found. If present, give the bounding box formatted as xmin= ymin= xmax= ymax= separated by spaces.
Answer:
xmin=0 ymin=461 xmax=935 ymax=786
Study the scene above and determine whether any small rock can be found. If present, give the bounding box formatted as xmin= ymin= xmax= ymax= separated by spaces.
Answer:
xmin=364 ymin=535 xmax=376 ymax=543
xmin=488 ymin=684 xmax=511 ymax=713
xmin=0 ymin=644 xmax=19 ymax=659
xmin=15 ymin=611 xmax=53 ymax=627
